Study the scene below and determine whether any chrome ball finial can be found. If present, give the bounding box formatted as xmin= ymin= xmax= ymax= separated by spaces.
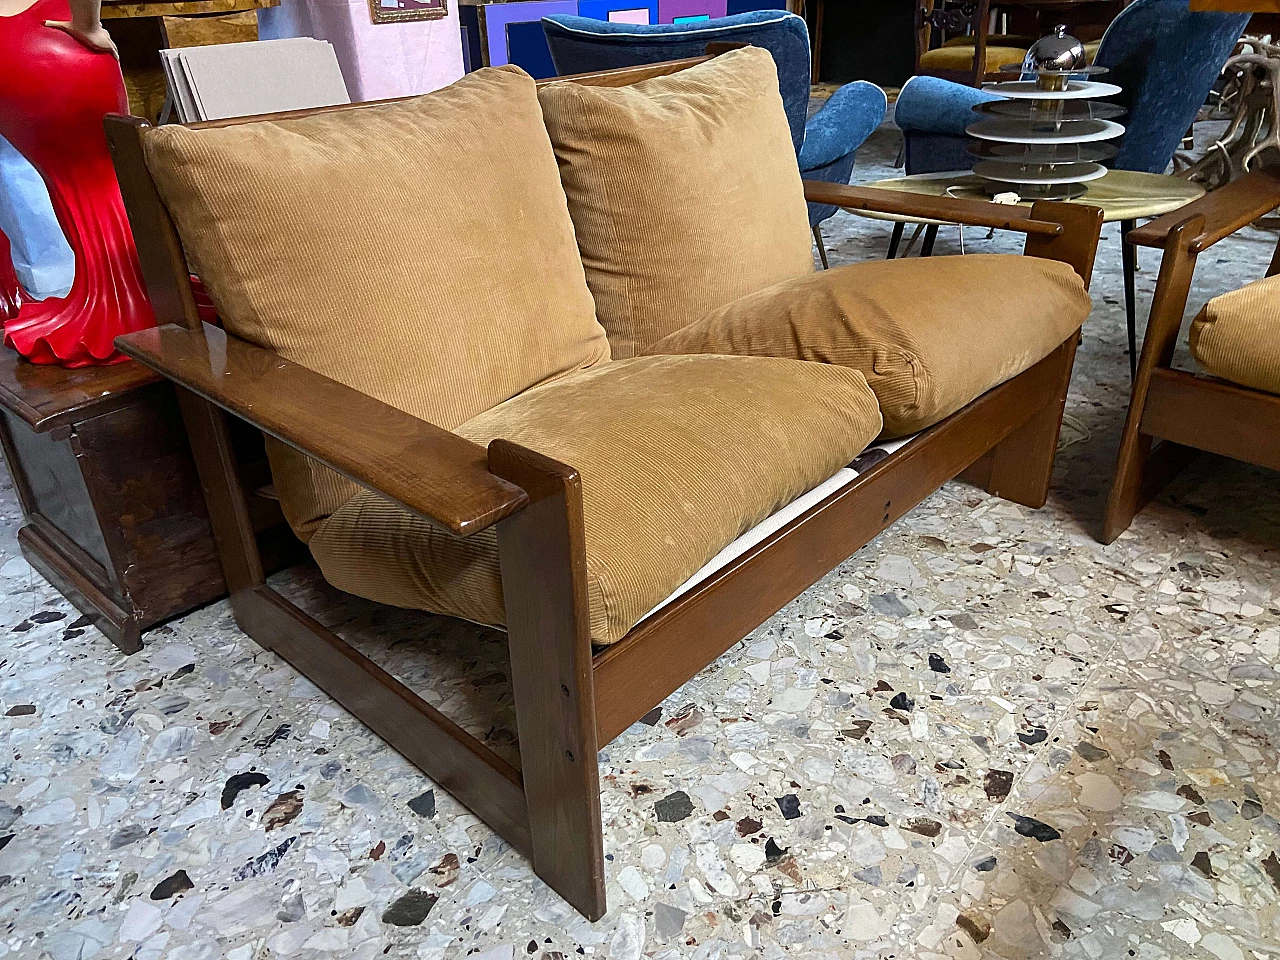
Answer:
xmin=1022 ymin=24 xmax=1088 ymax=75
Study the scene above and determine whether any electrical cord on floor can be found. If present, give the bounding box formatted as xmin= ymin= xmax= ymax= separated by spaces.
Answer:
xmin=1056 ymin=412 xmax=1092 ymax=452
xmin=944 ymin=185 xmax=966 ymax=254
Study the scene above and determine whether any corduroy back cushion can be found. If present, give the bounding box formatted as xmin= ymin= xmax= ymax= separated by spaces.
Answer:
xmin=142 ymin=66 xmax=610 ymax=540
xmin=1190 ymin=273 xmax=1280 ymax=396
xmin=538 ymin=46 xmax=814 ymax=359
xmin=647 ymin=254 xmax=1091 ymax=436
xmin=308 ymin=354 xmax=882 ymax=644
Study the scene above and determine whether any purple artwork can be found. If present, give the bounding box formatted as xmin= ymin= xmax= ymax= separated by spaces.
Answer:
xmin=657 ymin=0 xmax=726 ymax=24
xmin=481 ymin=0 xmax=578 ymax=67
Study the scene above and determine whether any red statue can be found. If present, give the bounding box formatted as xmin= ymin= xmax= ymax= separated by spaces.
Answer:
xmin=0 ymin=0 xmax=155 ymax=366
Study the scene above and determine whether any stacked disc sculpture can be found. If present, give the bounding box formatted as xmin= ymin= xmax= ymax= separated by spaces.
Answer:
xmin=967 ymin=25 xmax=1125 ymax=200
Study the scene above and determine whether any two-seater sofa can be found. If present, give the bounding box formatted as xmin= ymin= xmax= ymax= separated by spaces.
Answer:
xmin=106 ymin=48 xmax=1101 ymax=919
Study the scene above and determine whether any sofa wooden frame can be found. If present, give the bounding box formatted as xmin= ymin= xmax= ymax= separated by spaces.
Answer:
xmin=104 ymin=55 xmax=1102 ymax=921
xmin=1102 ymin=167 xmax=1280 ymax=544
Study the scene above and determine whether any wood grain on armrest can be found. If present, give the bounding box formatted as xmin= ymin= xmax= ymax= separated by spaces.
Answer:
xmin=1126 ymin=169 xmax=1280 ymax=251
xmin=116 ymin=323 xmax=529 ymax=538
xmin=802 ymin=181 xmax=1065 ymax=237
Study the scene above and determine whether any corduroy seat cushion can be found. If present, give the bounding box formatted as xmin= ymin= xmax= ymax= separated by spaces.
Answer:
xmin=141 ymin=65 xmax=611 ymax=541
xmin=1189 ymin=273 xmax=1280 ymax=395
xmin=646 ymin=254 xmax=1091 ymax=437
xmin=307 ymin=354 xmax=883 ymax=644
xmin=537 ymin=47 xmax=815 ymax=359
xmin=920 ymin=44 xmax=1029 ymax=74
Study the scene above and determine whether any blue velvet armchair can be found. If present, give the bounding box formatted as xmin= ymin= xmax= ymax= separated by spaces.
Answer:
xmin=542 ymin=11 xmax=888 ymax=267
xmin=893 ymin=0 xmax=1249 ymax=371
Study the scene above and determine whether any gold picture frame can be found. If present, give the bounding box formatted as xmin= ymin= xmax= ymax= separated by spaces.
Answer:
xmin=369 ymin=0 xmax=447 ymax=24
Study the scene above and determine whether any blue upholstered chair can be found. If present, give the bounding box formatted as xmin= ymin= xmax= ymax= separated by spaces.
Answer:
xmin=893 ymin=0 xmax=1249 ymax=371
xmin=542 ymin=11 xmax=888 ymax=267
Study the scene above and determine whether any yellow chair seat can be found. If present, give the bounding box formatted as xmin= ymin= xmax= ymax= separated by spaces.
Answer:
xmin=942 ymin=34 xmax=1033 ymax=48
xmin=1189 ymin=273 xmax=1280 ymax=396
xmin=921 ymin=45 xmax=1029 ymax=74
xmin=934 ymin=35 xmax=1102 ymax=67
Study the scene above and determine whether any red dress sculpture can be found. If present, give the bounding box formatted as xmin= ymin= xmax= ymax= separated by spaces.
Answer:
xmin=0 ymin=0 xmax=154 ymax=366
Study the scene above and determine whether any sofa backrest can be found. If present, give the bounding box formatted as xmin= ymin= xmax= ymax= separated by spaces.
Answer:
xmin=140 ymin=65 xmax=611 ymax=537
xmin=538 ymin=46 xmax=814 ymax=358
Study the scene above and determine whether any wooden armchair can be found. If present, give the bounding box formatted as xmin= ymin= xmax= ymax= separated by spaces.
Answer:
xmin=1102 ymin=168 xmax=1280 ymax=543
xmin=105 ymin=56 xmax=1101 ymax=921
xmin=916 ymin=0 xmax=1028 ymax=86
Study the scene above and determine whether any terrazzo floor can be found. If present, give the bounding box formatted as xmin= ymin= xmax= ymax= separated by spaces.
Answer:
xmin=2 ymin=115 xmax=1279 ymax=960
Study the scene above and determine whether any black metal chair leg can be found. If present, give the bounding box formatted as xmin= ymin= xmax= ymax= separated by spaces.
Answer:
xmin=1121 ymin=218 xmax=1137 ymax=378
xmin=921 ymin=224 xmax=939 ymax=257
xmin=887 ymin=221 xmax=904 ymax=259
xmin=813 ymin=224 xmax=830 ymax=270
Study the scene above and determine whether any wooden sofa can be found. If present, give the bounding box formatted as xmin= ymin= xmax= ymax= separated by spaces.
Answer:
xmin=105 ymin=54 xmax=1102 ymax=920
xmin=1102 ymin=168 xmax=1280 ymax=544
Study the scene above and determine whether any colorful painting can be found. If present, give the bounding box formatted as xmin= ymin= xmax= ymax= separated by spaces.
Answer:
xmin=479 ymin=0 xmax=577 ymax=76
xmin=656 ymin=0 xmax=725 ymax=24
xmin=726 ymin=0 xmax=784 ymax=12
xmin=576 ymin=0 xmax=658 ymax=23
xmin=370 ymin=0 xmax=448 ymax=24
xmin=459 ymin=0 xmax=784 ymax=77
xmin=609 ymin=8 xmax=650 ymax=23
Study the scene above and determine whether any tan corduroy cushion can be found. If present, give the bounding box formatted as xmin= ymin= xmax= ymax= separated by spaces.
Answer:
xmin=538 ymin=47 xmax=814 ymax=359
xmin=308 ymin=354 xmax=882 ymax=644
xmin=142 ymin=66 xmax=610 ymax=540
xmin=921 ymin=45 xmax=1028 ymax=74
xmin=1190 ymin=273 xmax=1280 ymax=395
xmin=647 ymin=254 xmax=1090 ymax=436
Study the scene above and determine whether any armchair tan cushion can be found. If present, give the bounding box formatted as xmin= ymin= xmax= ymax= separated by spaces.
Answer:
xmin=141 ymin=65 xmax=610 ymax=540
xmin=538 ymin=47 xmax=814 ymax=359
xmin=1189 ymin=273 xmax=1280 ymax=396
xmin=308 ymin=354 xmax=882 ymax=644
xmin=920 ymin=44 xmax=1029 ymax=75
xmin=647 ymin=254 xmax=1090 ymax=436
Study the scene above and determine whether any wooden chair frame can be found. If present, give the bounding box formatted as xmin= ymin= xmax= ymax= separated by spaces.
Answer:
xmin=104 ymin=56 xmax=1103 ymax=920
xmin=916 ymin=0 xmax=997 ymax=87
xmin=1102 ymin=167 xmax=1280 ymax=544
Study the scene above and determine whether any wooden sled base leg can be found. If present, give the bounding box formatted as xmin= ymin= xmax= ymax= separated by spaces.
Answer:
xmin=1101 ymin=436 xmax=1198 ymax=544
xmin=492 ymin=440 xmax=607 ymax=922
xmin=959 ymin=336 xmax=1079 ymax=509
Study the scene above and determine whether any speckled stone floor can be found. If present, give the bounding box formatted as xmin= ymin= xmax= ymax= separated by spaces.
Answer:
xmin=1 ymin=114 xmax=1279 ymax=960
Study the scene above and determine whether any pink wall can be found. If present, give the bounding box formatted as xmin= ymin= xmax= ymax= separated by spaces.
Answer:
xmin=258 ymin=0 xmax=465 ymax=101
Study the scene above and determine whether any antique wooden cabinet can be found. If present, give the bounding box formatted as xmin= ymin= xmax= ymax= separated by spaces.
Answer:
xmin=0 ymin=349 xmax=292 ymax=653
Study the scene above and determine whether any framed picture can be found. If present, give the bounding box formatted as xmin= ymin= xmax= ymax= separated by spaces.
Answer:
xmin=370 ymin=0 xmax=448 ymax=24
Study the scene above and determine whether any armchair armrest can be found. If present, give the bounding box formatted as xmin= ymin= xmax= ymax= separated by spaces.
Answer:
xmin=116 ymin=322 xmax=530 ymax=538
xmin=798 ymin=82 xmax=888 ymax=173
xmin=802 ymin=181 xmax=1064 ymax=237
xmin=1126 ymin=169 xmax=1280 ymax=252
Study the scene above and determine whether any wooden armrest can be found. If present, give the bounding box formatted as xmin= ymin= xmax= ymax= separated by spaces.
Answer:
xmin=116 ymin=323 xmax=529 ymax=538
xmin=802 ymin=181 xmax=1065 ymax=237
xmin=1126 ymin=169 xmax=1280 ymax=252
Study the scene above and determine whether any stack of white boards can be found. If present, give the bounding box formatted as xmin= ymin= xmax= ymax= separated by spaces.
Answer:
xmin=160 ymin=38 xmax=351 ymax=122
